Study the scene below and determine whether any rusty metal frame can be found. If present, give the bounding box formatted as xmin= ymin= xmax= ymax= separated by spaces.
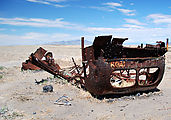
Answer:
xmin=83 ymin=56 xmax=165 ymax=95
xmin=81 ymin=35 xmax=168 ymax=95
xmin=22 ymin=36 xmax=168 ymax=96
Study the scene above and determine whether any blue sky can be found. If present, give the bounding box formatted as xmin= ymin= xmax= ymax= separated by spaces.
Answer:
xmin=0 ymin=0 xmax=171 ymax=45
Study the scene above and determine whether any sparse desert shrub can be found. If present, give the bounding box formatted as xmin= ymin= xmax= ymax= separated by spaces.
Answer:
xmin=0 ymin=66 xmax=4 ymax=70
xmin=0 ymin=75 xmax=2 ymax=79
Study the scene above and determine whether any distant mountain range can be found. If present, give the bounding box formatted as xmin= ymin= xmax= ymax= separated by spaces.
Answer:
xmin=47 ymin=40 xmax=92 ymax=45
xmin=46 ymin=40 xmax=170 ymax=46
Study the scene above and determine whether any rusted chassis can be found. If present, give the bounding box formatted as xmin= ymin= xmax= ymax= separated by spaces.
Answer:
xmin=22 ymin=36 xmax=168 ymax=96
xmin=82 ymin=36 xmax=167 ymax=95
xmin=84 ymin=56 xmax=165 ymax=95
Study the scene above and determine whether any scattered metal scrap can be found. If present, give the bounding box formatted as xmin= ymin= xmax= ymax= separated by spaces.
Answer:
xmin=22 ymin=35 xmax=168 ymax=96
xmin=22 ymin=47 xmax=60 ymax=70
xmin=54 ymin=95 xmax=72 ymax=106
xmin=35 ymin=79 xmax=48 ymax=85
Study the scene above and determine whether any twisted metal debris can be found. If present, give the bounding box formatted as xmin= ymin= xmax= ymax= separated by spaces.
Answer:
xmin=22 ymin=35 xmax=168 ymax=95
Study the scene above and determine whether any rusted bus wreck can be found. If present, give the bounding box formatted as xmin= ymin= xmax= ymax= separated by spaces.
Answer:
xmin=22 ymin=35 xmax=168 ymax=95
xmin=82 ymin=36 xmax=168 ymax=95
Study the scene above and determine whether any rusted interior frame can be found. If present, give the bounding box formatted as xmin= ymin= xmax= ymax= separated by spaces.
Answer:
xmin=81 ymin=36 xmax=167 ymax=95
xmin=84 ymin=56 xmax=165 ymax=95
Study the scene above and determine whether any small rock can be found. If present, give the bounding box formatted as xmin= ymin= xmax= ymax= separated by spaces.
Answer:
xmin=43 ymin=85 xmax=53 ymax=92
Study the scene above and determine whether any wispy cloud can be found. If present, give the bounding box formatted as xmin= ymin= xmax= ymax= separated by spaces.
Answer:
xmin=27 ymin=0 xmax=50 ymax=5
xmin=90 ymin=6 xmax=114 ymax=12
xmin=0 ymin=17 xmax=80 ymax=29
xmin=103 ymin=2 xmax=122 ymax=7
xmin=147 ymin=14 xmax=171 ymax=24
xmin=122 ymin=24 xmax=144 ymax=28
xmin=1 ymin=13 xmax=170 ymax=46
xmin=123 ymin=19 xmax=145 ymax=28
xmin=130 ymin=3 xmax=134 ymax=6
xmin=124 ymin=19 xmax=145 ymax=25
xmin=26 ymin=0 xmax=67 ymax=7
xmin=84 ymin=27 xmax=170 ymax=44
xmin=21 ymin=32 xmax=75 ymax=41
xmin=91 ymin=2 xmax=135 ymax=16
xmin=117 ymin=8 xmax=135 ymax=16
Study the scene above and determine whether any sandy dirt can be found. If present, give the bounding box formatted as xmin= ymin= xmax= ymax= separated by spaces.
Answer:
xmin=0 ymin=45 xmax=171 ymax=120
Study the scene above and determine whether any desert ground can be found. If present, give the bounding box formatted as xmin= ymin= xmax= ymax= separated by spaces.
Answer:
xmin=0 ymin=45 xmax=171 ymax=120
